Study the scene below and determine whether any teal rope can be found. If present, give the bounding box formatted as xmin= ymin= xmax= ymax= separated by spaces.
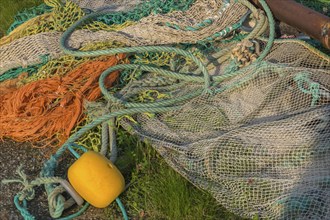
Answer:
xmin=40 ymin=107 xmax=179 ymax=219
xmin=98 ymin=64 xmax=205 ymax=107
xmin=116 ymin=198 xmax=129 ymax=220
xmin=294 ymin=72 xmax=320 ymax=107
xmin=14 ymin=196 xmax=35 ymax=220
xmin=57 ymin=203 xmax=89 ymax=220
xmin=29 ymin=0 xmax=276 ymax=219
xmin=61 ymin=20 xmax=211 ymax=90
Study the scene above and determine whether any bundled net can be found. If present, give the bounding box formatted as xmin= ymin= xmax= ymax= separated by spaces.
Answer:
xmin=0 ymin=55 xmax=126 ymax=147
xmin=117 ymin=39 xmax=330 ymax=219
xmin=69 ymin=0 xmax=143 ymax=12
xmin=0 ymin=0 xmax=198 ymax=74
xmin=1 ymin=0 xmax=330 ymax=219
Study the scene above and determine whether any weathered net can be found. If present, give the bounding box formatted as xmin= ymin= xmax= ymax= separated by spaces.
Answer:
xmin=69 ymin=0 xmax=142 ymax=12
xmin=0 ymin=32 xmax=62 ymax=75
xmin=1 ymin=0 xmax=330 ymax=219
xmin=117 ymin=40 xmax=330 ymax=219
xmin=0 ymin=29 xmax=133 ymax=75
xmin=0 ymin=0 xmax=248 ymax=76
xmin=6 ymin=3 xmax=52 ymax=35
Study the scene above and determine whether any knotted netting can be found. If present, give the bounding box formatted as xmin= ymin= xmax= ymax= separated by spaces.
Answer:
xmin=69 ymin=0 xmax=142 ymax=12
xmin=1 ymin=0 xmax=330 ymax=219
xmin=117 ymin=39 xmax=330 ymax=219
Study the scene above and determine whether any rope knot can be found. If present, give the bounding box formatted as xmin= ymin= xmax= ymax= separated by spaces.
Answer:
xmin=294 ymin=72 xmax=320 ymax=107
xmin=2 ymin=165 xmax=36 ymax=201
xmin=231 ymin=39 xmax=259 ymax=68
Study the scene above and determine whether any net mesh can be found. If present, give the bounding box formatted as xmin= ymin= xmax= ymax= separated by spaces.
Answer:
xmin=1 ymin=0 xmax=330 ymax=219
xmin=117 ymin=39 xmax=330 ymax=219
xmin=0 ymin=0 xmax=245 ymax=74
xmin=6 ymin=3 xmax=52 ymax=35
xmin=69 ymin=0 xmax=142 ymax=12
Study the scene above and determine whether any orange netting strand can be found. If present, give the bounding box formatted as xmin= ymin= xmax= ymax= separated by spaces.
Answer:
xmin=0 ymin=54 xmax=126 ymax=148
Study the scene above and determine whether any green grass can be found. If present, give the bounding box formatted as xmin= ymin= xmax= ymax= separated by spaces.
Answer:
xmin=105 ymin=129 xmax=242 ymax=220
xmin=296 ymin=0 xmax=330 ymax=16
xmin=0 ymin=0 xmax=43 ymax=37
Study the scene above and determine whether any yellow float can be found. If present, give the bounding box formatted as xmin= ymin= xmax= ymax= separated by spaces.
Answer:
xmin=68 ymin=151 xmax=125 ymax=208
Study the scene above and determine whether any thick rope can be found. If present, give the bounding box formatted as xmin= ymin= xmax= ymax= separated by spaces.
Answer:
xmin=7 ymin=0 xmax=276 ymax=219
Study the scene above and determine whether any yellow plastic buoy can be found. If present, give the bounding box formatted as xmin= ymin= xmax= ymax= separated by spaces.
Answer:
xmin=68 ymin=151 xmax=125 ymax=208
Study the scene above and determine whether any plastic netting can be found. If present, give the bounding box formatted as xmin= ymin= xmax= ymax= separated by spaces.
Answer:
xmin=69 ymin=0 xmax=142 ymax=12
xmin=6 ymin=3 xmax=52 ymax=35
xmin=0 ymin=0 xmax=246 ymax=74
xmin=1 ymin=0 xmax=330 ymax=219
xmin=118 ymin=40 xmax=330 ymax=219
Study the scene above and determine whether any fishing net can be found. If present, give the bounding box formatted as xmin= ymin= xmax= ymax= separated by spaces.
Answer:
xmin=0 ymin=55 xmax=126 ymax=147
xmin=116 ymin=39 xmax=330 ymax=219
xmin=0 ymin=0 xmax=201 ymax=74
xmin=69 ymin=0 xmax=143 ymax=12
xmin=0 ymin=30 xmax=129 ymax=75
xmin=0 ymin=0 xmax=247 ymax=74
xmin=6 ymin=3 xmax=52 ymax=35
xmin=0 ymin=32 xmax=62 ymax=75
xmin=1 ymin=0 xmax=330 ymax=219
xmin=0 ymin=0 xmax=136 ymax=47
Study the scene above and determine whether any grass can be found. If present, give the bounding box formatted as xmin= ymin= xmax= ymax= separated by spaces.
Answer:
xmin=105 ymin=129 xmax=242 ymax=220
xmin=296 ymin=0 xmax=330 ymax=16
xmin=0 ymin=0 xmax=43 ymax=37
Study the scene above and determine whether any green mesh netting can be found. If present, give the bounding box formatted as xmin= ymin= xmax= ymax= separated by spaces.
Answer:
xmin=0 ymin=55 xmax=48 ymax=82
xmin=6 ymin=3 xmax=52 ymax=35
xmin=96 ymin=0 xmax=195 ymax=25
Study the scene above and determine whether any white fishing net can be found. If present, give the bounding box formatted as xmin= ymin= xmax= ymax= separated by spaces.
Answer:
xmin=117 ymin=39 xmax=330 ymax=219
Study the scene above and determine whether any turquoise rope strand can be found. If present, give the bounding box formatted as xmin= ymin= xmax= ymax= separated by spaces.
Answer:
xmin=9 ymin=0 xmax=277 ymax=219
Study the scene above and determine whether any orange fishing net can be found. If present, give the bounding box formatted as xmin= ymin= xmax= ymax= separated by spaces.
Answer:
xmin=0 ymin=55 xmax=126 ymax=148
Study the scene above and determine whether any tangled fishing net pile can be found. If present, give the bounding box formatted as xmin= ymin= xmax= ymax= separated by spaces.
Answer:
xmin=0 ymin=0 xmax=329 ymax=219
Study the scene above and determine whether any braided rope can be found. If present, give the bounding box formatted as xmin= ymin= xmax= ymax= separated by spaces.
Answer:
xmin=6 ymin=0 xmax=278 ymax=219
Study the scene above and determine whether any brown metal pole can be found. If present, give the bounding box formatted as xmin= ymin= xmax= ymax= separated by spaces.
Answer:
xmin=250 ymin=0 xmax=330 ymax=49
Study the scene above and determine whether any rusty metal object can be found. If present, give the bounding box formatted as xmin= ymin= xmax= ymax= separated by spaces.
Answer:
xmin=250 ymin=0 xmax=330 ymax=49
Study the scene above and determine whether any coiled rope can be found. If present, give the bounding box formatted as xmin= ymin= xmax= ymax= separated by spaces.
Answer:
xmin=5 ymin=0 xmax=276 ymax=219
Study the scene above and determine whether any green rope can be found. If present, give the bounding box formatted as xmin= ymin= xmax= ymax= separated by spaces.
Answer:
xmin=294 ymin=72 xmax=320 ymax=107
xmin=8 ymin=0 xmax=277 ymax=219
xmin=14 ymin=196 xmax=35 ymax=220
xmin=2 ymin=164 xmax=89 ymax=220
xmin=255 ymin=0 xmax=275 ymax=62
xmin=59 ymin=11 xmax=212 ymax=90
xmin=40 ymin=107 xmax=179 ymax=219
